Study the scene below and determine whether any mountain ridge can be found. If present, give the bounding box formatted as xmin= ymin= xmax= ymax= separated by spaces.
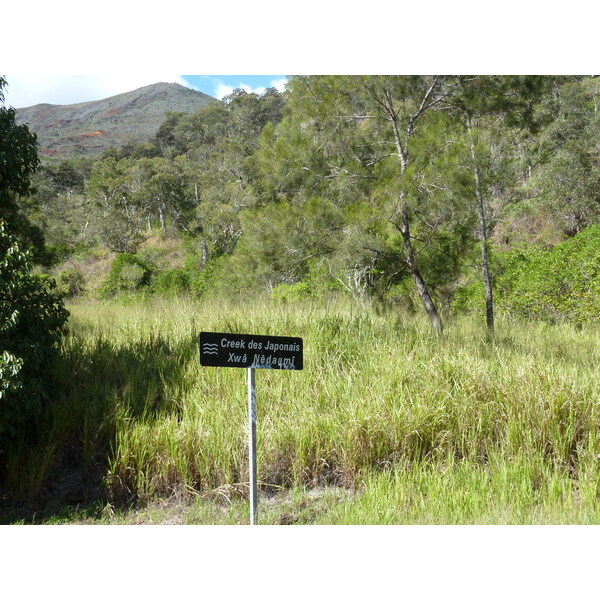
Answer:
xmin=15 ymin=82 xmax=217 ymax=159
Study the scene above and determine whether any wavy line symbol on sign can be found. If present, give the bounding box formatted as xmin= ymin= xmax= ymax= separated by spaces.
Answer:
xmin=202 ymin=343 xmax=219 ymax=355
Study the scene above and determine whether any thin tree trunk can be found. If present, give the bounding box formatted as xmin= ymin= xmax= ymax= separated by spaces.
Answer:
xmin=158 ymin=205 xmax=166 ymax=232
xmin=478 ymin=203 xmax=494 ymax=335
xmin=468 ymin=125 xmax=494 ymax=335
xmin=399 ymin=203 xmax=444 ymax=335
xmin=196 ymin=218 xmax=209 ymax=266
xmin=194 ymin=182 xmax=209 ymax=264
xmin=388 ymin=105 xmax=443 ymax=335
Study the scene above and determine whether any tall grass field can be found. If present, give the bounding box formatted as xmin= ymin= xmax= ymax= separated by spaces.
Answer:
xmin=3 ymin=296 xmax=600 ymax=524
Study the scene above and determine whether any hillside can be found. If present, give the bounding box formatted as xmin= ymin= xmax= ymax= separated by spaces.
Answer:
xmin=15 ymin=82 xmax=216 ymax=159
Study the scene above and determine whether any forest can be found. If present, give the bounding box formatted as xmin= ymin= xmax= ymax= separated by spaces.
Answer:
xmin=13 ymin=76 xmax=600 ymax=331
xmin=1 ymin=75 xmax=600 ymax=524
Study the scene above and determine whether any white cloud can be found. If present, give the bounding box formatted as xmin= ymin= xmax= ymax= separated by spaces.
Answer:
xmin=242 ymin=84 xmax=266 ymax=96
xmin=214 ymin=82 xmax=267 ymax=101
xmin=214 ymin=83 xmax=235 ymax=100
xmin=270 ymin=78 xmax=289 ymax=92
xmin=3 ymin=74 xmax=191 ymax=109
xmin=213 ymin=78 xmax=289 ymax=100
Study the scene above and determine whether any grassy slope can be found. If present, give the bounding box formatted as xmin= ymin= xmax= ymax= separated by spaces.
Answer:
xmin=2 ymin=297 xmax=599 ymax=524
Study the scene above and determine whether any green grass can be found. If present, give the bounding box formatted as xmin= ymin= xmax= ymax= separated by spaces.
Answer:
xmin=317 ymin=455 xmax=600 ymax=524
xmin=2 ymin=295 xmax=599 ymax=524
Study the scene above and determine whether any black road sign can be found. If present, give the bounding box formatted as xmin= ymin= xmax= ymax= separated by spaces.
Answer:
xmin=200 ymin=331 xmax=303 ymax=370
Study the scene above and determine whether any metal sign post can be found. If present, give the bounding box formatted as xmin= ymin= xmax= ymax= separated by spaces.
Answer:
xmin=248 ymin=367 xmax=257 ymax=525
xmin=199 ymin=331 xmax=303 ymax=525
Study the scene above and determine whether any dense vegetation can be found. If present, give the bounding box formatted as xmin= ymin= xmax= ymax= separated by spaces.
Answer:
xmin=1 ymin=77 xmax=69 ymax=453
xmin=0 ymin=222 xmax=68 ymax=441
xmin=12 ymin=75 xmax=600 ymax=331
xmin=1 ymin=75 xmax=600 ymax=523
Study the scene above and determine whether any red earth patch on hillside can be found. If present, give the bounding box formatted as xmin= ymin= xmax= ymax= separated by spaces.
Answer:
xmin=75 ymin=130 xmax=105 ymax=139
xmin=42 ymin=119 xmax=73 ymax=130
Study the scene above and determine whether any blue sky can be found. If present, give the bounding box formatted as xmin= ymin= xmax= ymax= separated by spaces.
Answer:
xmin=2 ymin=75 xmax=290 ymax=109
xmin=182 ymin=76 xmax=289 ymax=100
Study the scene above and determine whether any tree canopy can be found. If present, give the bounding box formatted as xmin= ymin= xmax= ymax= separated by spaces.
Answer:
xmin=12 ymin=76 xmax=600 ymax=330
xmin=0 ymin=77 xmax=46 ymax=262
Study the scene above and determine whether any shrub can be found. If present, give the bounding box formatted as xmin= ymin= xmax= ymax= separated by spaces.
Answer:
xmin=271 ymin=281 xmax=313 ymax=304
xmin=152 ymin=269 xmax=190 ymax=296
xmin=99 ymin=253 xmax=153 ymax=298
xmin=502 ymin=226 xmax=600 ymax=325
xmin=453 ymin=225 xmax=600 ymax=325
xmin=0 ymin=221 xmax=69 ymax=441
xmin=56 ymin=267 xmax=86 ymax=298
xmin=186 ymin=255 xmax=225 ymax=297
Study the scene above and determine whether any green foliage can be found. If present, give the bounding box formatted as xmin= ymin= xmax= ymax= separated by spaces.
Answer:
xmin=0 ymin=77 xmax=47 ymax=263
xmin=533 ymin=79 xmax=600 ymax=235
xmin=270 ymin=281 xmax=313 ymax=304
xmin=383 ymin=277 xmax=421 ymax=313
xmin=56 ymin=267 xmax=85 ymax=298
xmin=452 ymin=75 xmax=552 ymax=132
xmin=196 ymin=184 xmax=245 ymax=257
xmin=253 ymin=76 xmax=482 ymax=329
xmin=185 ymin=254 xmax=226 ymax=297
xmin=0 ymin=78 xmax=40 ymax=210
xmin=27 ymin=158 xmax=97 ymax=260
xmin=500 ymin=226 xmax=600 ymax=325
xmin=302 ymin=259 xmax=342 ymax=299
xmin=0 ymin=220 xmax=69 ymax=441
xmin=100 ymin=253 xmax=153 ymax=298
xmin=225 ymin=197 xmax=344 ymax=292
xmin=97 ymin=244 xmax=228 ymax=300
xmin=454 ymin=225 xmax=600 ymax=325
xmin=11 ymin=76 xmax=600 ymax=327
xmin=450 ymin=279 xmax=485 ymax=314
xmin=151 ymin=268 xmax=190 ymax=296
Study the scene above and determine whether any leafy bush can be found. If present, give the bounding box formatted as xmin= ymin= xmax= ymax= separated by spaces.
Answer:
xmin=501 ymin=226 xmax=600 ymax=325
xmin=382 ymin=278 xmax=420 ymax=313
xmin=453 ymin=225 xmax=600 ymax=325
xmin=271 ymin=281 xmax=313 ymax=304
xmin=0 ymin=221 xmax=69 ymax=441
xmin=56 ymin=267 xmax=86 ymax=298
xmin=152 ymin=269 xmax=190 ymax=296
xmin=186 ymin=255 xmax=226 ymax=297
xmin=100 ymin=253 xmax=153 ymax=298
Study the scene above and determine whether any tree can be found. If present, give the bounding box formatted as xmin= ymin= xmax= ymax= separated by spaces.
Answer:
xmin=535 ymin=77 xmax=600 ymax=236
xmin=0 ymin=78 xmax=69 ymax=446
xmin=450 ymin=76 xmax=550 ymax=334
xmin=136 ymin=157 xmax=194 ymax=233
xmin=25 ymin=157 xmax=96 ymax=257
xmin=169 ymin=90 xmax=285 ymax=263
xmin=226 ymin=196 xmax=345 ymax=292
xmin=0 ymin=77 xmax=39 ymax=213
xmin=256 ymin=76 xmax=470 ymax=333
xmin=0 ymin=224 xmax=69 ymax=446
xmin=87 ymin=157 xmax=145 ymax=252
xmin=0 ymin=76 xmax=47 ymax=262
